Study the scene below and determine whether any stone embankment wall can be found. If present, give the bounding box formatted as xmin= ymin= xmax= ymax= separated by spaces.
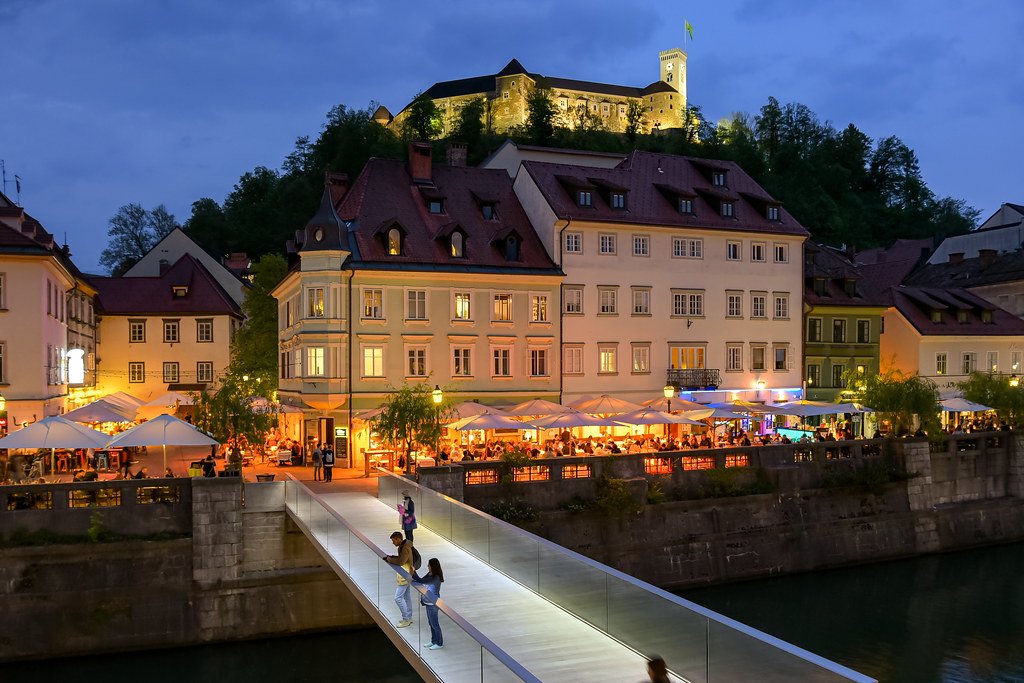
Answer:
xmin=0 ymin=479 xmax=371 ymax=662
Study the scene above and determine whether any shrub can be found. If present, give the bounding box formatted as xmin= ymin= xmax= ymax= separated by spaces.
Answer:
xmin=485 ymin=498 xmax=537 ymax=524
xmin=595 ymin=476 xmax=642 ymax=517
xmin=557 ymin=495 xmax=595 ymax=513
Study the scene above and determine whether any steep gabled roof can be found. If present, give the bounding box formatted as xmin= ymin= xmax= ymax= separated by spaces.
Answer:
xmin=906 ymin=250 xmax=1024 ymax=289
xmin=90 ymin=254 xmax=242 ymax=317
xmin=888 ymin=285 xmax=1024 ymax=337
xmin=804 ymin=243 xmax=878 ymax=307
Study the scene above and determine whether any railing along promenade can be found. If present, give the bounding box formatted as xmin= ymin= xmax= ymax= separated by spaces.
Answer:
xmin=379 ymin=470 xmax=875 ymax=682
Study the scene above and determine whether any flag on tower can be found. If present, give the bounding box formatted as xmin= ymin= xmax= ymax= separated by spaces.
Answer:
xmin=685 ymin=20 xmax=695 ymax=41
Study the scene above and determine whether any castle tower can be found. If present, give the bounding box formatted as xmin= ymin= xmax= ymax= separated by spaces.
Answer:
xmin=659 ymin=48 xmax=687 ymax=107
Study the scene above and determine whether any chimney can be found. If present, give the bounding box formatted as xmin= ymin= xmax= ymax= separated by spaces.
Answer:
xmin=325 ymin=171 xmax=350 ymax=200
xmin=158 ymin=259 xmax=170 ymax=275
xmin=948 ymin=252 xmax=965 ymax=265
xmin=979 ymin=248 xmax=997 ymax=266
xmin=408 ymin=141 xmax=433 ymax=183
xmin=447 ymin=142 xmax=468 ymax=167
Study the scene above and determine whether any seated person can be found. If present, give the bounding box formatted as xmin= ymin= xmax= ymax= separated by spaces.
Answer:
xmin=133 ymin=466 xmax=149 ymax=479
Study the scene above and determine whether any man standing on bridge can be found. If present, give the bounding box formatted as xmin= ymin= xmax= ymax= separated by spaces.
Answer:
xmin=383 ymin=531 xmax=414 ymax=627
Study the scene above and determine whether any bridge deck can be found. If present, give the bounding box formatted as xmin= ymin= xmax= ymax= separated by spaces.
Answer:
xmin=314 ymin=491 xmax=680 ymax=683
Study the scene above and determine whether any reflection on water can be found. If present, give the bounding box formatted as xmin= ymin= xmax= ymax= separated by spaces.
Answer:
xmin=0 ymin=628 xmax=420 ymax=683
xmin=682 ymin=543 xmax=1024 ymax=683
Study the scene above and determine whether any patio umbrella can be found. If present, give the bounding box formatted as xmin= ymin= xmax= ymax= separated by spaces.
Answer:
xmin=613 ymin=408 xmax=704 ymax=426
xmin=771 ymin=400 xmax=848 ymax=417
xmin=64 ymin=399 xmax=135 ymax=424
xmin=106 ymin=414 xmax=219 ymax=472
xmin=570 ymin=394 xmax=643 ymax=414
xmin=450 ymin=401 xmax=509 ymax=420
xmin=532 ymin=409 xmax=623 ymax=429
xmin=0 ymin=416 xmax=110 ymax=476
xmin=354 ymin=406 xmax=386 ymax=421
xmin=450 ymin=412 xmax=538 ymax=431
xmin=504 ymin=398 xmax=571 ymax=416
xmin=641 ymin=396 xmax=709 ymax=412
xmin=136 ymin=391 xmax=195 ymax=419
xmin=104 ymin=391 xmax=146 ymax=410
xmin=833 ymin=402 xmax=876 ymax=413
xmin=940 ymin=397 xmax=993 ymax=413
xmin=707 ymin=399 xmax=784 ymax=414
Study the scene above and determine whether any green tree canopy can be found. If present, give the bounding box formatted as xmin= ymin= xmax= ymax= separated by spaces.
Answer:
xmin=851 ymin=368 xmax=940 ymax=436
xmin=370 ymin=384 xmax=454 ymax=472
xmin=403 ymin=92 xmax=443 ymax=140
xmin=99 ymin=203 xmax=179 ymax=275
xmin=229 ymin=253 xmax=287 ymax=393
xmin=957 ymin=372 xmax=1024 ymax=425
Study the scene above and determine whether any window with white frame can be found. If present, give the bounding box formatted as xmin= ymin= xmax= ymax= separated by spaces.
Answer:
xmin=454 ymin=292 xmax=472 ymax=320
xmin=599 ymin=233 xmax=616 ymax=254
xmin=988 ymin=351 xmax=999 ymax=373
xmin=633 ymin=235 xmax=650 ymax=256
xmin=128 ymin=361 xmax=144 ymax=383
xmin=611 ymin=192 xmax=626 ymax=209
xmin=196 ymin=319 xmax=213 ymax=343
xmin=678 ymin=198 xmax=694 ymax=214
xmin=669 ymin=345 xmax=705 ymax=370
xmin=774 ymin=243 xmax=788 ymax=262
xmin=407 ymin=347 xmax=427 ymax=377
xmin=564 ymin=346 xmax=583 ymax=374
xmin=529 ymin=349 xmax=549 ymax=377
xmin=564 ymin=232 xmax=582 ymax=254
xmin=306 ymin=288 xmax=325 ymax=318
xmin=163 ymin=320 xmax=179 ymax=343
xmin=936 ymin=352 xmax=947 ymax=375
xmin=808 ymin=318 xmax=822 ymax=342
xmin=857 ymin=319 xmax=871 ymax=344
xmin=307 ymin=347 xmax=325 ymax=377
xmin=751 ymin=293 xmax=767 ymax=318
xmin=598 ymin=346 xmax=617 ymax=374
xmin=751 ymin=345 xmax=766 ymax=371
xmin=807 ymin=364 xmax=821 ymax=387
xmin=726 ymin=344 xmax=743 ymax=371
xmin=631 ymin=344 xmax=650 ymax=373
xmin=453 ymin=347 xmax=472 ymax=377
xmin=363 ymin=289 xmax=383 ymax=319
xmin=721 ymin=202 xmax=734 ymax=218
xmin=492 ymin=347 xmax=511 ymax=377
xmin=129 ymin=320 xmax=146 ymax=343
xmin=774 ymin=345 xmax=789 ymax=371
xmin=672 ymin=237 xmax=703 ymax=259
xmin=833 ymin=319 xmax=847 ymax=342
xmin=1013 ymin=351 xmax=1022 ymax=372
xmin=406 ymin=290 xmax=427 ymax=320
xmin=362 ymin=346 xmax=384 ymax=377
xmin=773 ymin=294 xmax=789 ymax=319
xmin=632 ymin=287 xmax=650 ymax=315
xmin=767 ymin=206 xmax=781 ymax=222
xmin=961 ymin=352 xmax=976 ymax=375
xmin=751 ymin=242 xmax=766 ymax=262
xmin=727 ymin=241 xmax=741 ymax=261
xmin=563 ymin=287 xmax=583 ymax=314
xmin=197 ymin=361 xmax=213 ymax=383
xmin=163 ymin=362 xmax=180 ymax=383
xmin=686 ymin=292 xmax=704 ymax=316
xmin=578 ymin=190 xmax=592 ymax=207
xmin=531 ymin=294 xmax=549 ymax=322
xmin=598 ymin=287 xmax=618 ymax=315
xmin=726 ymin=291 xmax=743 ymax=318
xmin=493 ymin=293 xmax=513 ymax=321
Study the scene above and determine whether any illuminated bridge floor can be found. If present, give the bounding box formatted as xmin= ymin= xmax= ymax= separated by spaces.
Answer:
xmin=308 ymin=492 xmax=686 ymax=683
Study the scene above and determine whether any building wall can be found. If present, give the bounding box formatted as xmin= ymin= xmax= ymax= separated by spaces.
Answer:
xmin=125 ymin=229 xmax=248 ymax=307
xmin=970 ymin=281 xmax=1024 ymax=318
xmin=804 ymin=304 xmax=885 ymax=402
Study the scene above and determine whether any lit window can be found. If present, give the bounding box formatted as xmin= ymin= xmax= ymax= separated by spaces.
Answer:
xmin=307 ymin=288 xmax=325 ymax=318
xmin=807 ymin=364 xmax=820 ymax=387
xmin=162 ymin=362 xmax=179 ymax=383
xmin=388 ymin=228 xmax=402 ymax=255
xmin=407 ymin=348 xmax=427 ymax=377
xmin=936 ymin=353 xmax=947 ymax=375
xmin=988 ymin=351 xmax=999 ymax=373
xmin=493 ymin=293 xmax=513 ymax=322
xmin=363 ymin=289 xmax=383 ymax=319
xmin=531 ymin=295 xmax=548 ymax=322
xmin=363 ymin=346 xmax=384 ymax=377
xmin=450 ymin=232 xmax=464 ymax=257
xmin=598 ymin=346 xmax=617 ymax=374
xmin=670 ymin=345 xmax=705 ymax=369
xmin=307 ymin=348 xmax=325 ymax=377
xmin=454 ymin=292 xmax=472 ymax=320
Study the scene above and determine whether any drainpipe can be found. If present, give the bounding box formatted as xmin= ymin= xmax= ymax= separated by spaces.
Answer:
xmin=557 ymin=217 xmax=572 ymax=405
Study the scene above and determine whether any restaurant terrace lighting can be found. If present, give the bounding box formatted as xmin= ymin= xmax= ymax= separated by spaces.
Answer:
xmin=756 ymin=380 xmax=766 ymax=391
xmin=432 ymin=385 xmax=443 ymax=404
xmin=1011 ymin=375 xmax=1020 ymax=388
xmin=0 ymin=391 xmax=5 ymax=411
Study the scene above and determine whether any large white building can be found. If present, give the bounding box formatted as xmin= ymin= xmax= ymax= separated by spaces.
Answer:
xmin=493 ymin=149 xmax=809 ymax=404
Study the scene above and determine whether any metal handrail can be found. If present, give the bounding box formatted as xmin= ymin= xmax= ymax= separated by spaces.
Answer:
xmin=281 ymin=473 xmax=542 ymax=683
xmin=379 ymin=469 xmax=875 ymax=683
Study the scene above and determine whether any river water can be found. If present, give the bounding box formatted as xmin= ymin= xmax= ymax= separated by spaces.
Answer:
xmin=682 ymin=542 xmax=1024 ymax=683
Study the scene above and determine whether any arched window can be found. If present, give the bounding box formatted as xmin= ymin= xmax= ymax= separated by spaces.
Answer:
xmin=450 ymin=232 xmax=464 ymax=258
xmin=504 ymin=235 xmax=520 ymax=262
xmin=666 ymin=72 xmax=673 ymax=83
xmin=388 ymin=228 xmax=401 ymax=255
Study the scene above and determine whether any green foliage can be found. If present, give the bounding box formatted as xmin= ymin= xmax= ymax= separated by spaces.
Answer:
xmin=403 ymin=92 xmax=443 ymax=140
xmin=557 ymin=495 xmax=595 ymax=513
xmin=499 ymin=447 xmax=534 ymax=485
xmin=192 ymin=373 xmax=275 ymax=447
xmin=87 ymin=511 xmax=105 ymax=543
xmin=646 ymin=478 xmax=667 ymax=505
xmin=958 ymin=372 xmax=1024 ymax=425
xmin=689 ymin=468 xmax=775 ymax=499
xmin=820 ymin=458 xmax=909 ymax=494
xmin=99 ymin=203 xmax=180 ymax=275
xmin=594 ymin=476 xmax=642 ymax=517
xmin=624 ymin=100 xmax=647 ymax=141
xmin=524 ymin=87 xmax=558 ymax=145
xmin=229 ymin=253 xmax=287 ymax=389
xmin=485 ymin=498 xmax=538 ymax=524
xmin=370 ymin=384 xmax=454 ymax=469
xmin=853 ymin=367 xmax=940 ymax=436
xmin=0 ymin=528 xmax=189 ymax=548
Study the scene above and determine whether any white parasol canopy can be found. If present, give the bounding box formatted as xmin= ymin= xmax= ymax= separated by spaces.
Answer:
xmin=940 ymin=397 xmax=993 ymax=413
xmin=450 ymin=412 xmax=537 ymax=431
xmin=771 ymin=400 xmax=849 ymax=416
xmin=104 ymin=391 xmax=146 ymax=409
xmin=0 ymin=416 xmax=111 ymax=476
xmin=613 ymin=408 xmax=705 ymax=426
xmin=642 ymin=396 xmax=709 ymax=412
xmin=107 ymin=414 xmax=218 ymax=472
xmin=533 ymin=410 xmax=623 ymax=429
xmin=64 ymin=399 xmax=135 ymax=424
xmin=833 ymin=402 xmax=876 ymax=413
xmin=450 ymin=401 xmax=509 ymax=420
xmin=569 ymin=394 xmax=643 ymax=414
xmin=707 ymin=399 xmax=784 ymax=414
xmin=504 ymin=398 xmax=572 ymax=416
xmin=136 ymin=391 xmax=195 ymax=419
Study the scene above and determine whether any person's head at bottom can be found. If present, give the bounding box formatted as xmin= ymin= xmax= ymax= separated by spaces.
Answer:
xmin=390 ymin=531 xmax=404 ymax=547
xmin=647 ymin=655 xmax=669 ymax=683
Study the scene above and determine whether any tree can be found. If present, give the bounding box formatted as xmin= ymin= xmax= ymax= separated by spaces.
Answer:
xmin=183 ymin=198 xmax=230 ymax=257
xmin=229 ymin=253 xmax=287 ymax=392
xmin=370 ymin=384 xmax=453 ymax=473
xmin=403 ymin=92 xmax=443 ymax=140
xmin=524 ymin=88 xmax=558 ymax=145
xmin=958 ymin=372 xmax=1024 ymax=425
xmin=453 ymin=97 xmax=487 ymax=145
xmin=99 ymin=203 xmax=180 ymax=275
xmin=852 ymin=367 xmax=940 ymax=437
xmin=624 ymin=100 xmax=647 ymax=141
xmin=192 ymin=374 xmax=275 ymax=448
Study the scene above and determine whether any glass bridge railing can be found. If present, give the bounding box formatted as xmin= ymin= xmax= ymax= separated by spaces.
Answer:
xmin=283 ymin=476 xmax=541 ymax=683
xmin=378 ymin=471 xmax=875 ymax=683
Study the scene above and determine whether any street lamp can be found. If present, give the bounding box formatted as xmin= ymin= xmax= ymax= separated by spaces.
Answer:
xmin=0 ymin=391 xmax=6 ymax=412
xmin=431 ymin=385 xmax=443 ymax=459
xmin=1011 ymin=374 xmax=1020 ymax=388
xmin=663 ymin=384 xmax=675 ymax=412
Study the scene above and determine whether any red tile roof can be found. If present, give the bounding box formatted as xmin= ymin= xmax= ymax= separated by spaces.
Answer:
xmin=330 ymin=158 xmax=559 ymax=273
xmin=804 ymin=243 xmax=879 ymax=307
xmin=520 ymin=151 xmax=809 ymax=237
xmin=888 ymin=285 xmax=1024 ymax=336
xmin=90 ymin=254 xmax=242 ymax=316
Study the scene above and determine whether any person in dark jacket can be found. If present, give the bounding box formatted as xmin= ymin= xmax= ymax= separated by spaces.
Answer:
xmin=412 ymin=558 xmax=445 ymax=650
xmin=400 ymin=490 xmax=417 ymax=541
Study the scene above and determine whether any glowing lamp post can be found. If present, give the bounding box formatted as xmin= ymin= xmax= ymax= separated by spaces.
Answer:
xmin=1011 ymin=375 xmax=1020 ymax=388
xmin=431 ymin=385 xmax=443 ymax=458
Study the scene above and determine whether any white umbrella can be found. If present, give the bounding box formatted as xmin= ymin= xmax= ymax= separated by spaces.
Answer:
xmin=136 ymin=391 xmax=195 ymax=419
xmin=104 ymin=391 xmax=146 ymax=410
xmin=450 ymin=412 xmax=537 ymax=431
xmin=504 ymin=398 xmax=571 ymax=416
xmin=354 ymin=406 xmax=386 ymax=421
xmin=106 ymin=414 xmax=219 ymax=472
xmin=708 ymin=399 xmax=784 ymax=414
xmin=570 ymin=394 xmax=643 ymax=414
xmin=613 ymin=408 xmax=704 ymax=426
xmin=450 ymin=401 xmax=509 ymax=419
xmin=833 ymin=402 xmax=876 ymax=413
xmin=940 ymin=397 xmax=993 ymax=413
xmin=642 ymin=396 xmax=709 ymax=412
xmin=0 ymin=416 xmax=110 ymax=476
xmin=771 ymin=400 xmax=848 ymax=417
xmin=533 ymin=410 xmax=623 ymax=429
xmin=64 ymin=399 xmax=135 ymax=423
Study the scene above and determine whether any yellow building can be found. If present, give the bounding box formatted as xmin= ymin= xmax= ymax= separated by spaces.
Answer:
xmin=273 ymin=143 xmax=563 ymax=468
xmin=0 ymin=191 xmax=98 ymax=431
xmin=380 ymin=49 xmax=688 ymax=135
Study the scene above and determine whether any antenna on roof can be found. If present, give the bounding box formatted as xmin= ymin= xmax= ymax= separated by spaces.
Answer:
xmin=0 ymin=160 xmax=22 ymax=205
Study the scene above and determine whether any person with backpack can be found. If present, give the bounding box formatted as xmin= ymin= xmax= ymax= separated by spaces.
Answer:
xmin=399 ymin=490 xmax=417 ymax=541
xmin=311 ymin=443 xmax=323 ymax=482
xmin=383 ymin=531 xmax=418 ymax=627
xmin=411 ymin=557 xmax=445 ymax=650
xmin=321 ymin=444 xmax=334 ymax=482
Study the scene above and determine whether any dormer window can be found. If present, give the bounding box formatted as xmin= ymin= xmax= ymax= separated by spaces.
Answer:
xmin=720 ymin=201 xmax=735 ymax=218
xmin=767 ymin=206 xmax=780 ymax=221
xmin=610 ymin=192 xmax=626 ymax=209
xmin=388 ymin=228 xmax=402 ymax=255
xmin=504 ymin=235 xmax=520 ymax=262
xmin=578 ymin=191 xmax=592 ymax=207
xmin=844 ymin=279 xmax=856 ymax=297
xmin=931 ymin=310 xmax=942 ymax=323
xmin=712 ymin=171 xmax=727 ymax=187
xmin=982 ymin=310 xmax=994 ymax=324
xmin=428 ymin=199 xmax=444 ymax=214
xmin=481 ymin=203 xmax=496 ymax=220
xmin=813 ymin=277 xmax=826 ymax=296
xmin=678 ymin=198 xmax=693 ymax=214
xmin=450 ymin=231 xmax=464 ymax=258
xmin=172 ymin=286 xmax=188 ymax=298
xmin=957 ymin=310 xmax=969 ymax=324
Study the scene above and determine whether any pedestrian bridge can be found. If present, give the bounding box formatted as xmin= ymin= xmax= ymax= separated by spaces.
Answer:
xmin=283 ymin=472 xmax=874 ymax=683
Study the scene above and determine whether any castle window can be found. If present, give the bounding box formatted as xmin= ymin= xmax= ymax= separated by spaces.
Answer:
xmin=666 ymin=73 xmax=673 ymax=83
xmin=450 ymin=232 xmax=464 ymax=258
xmin=428 ymin=199 xmax=444 ymax=214
xmin=502 ymin=91 xmax=509 ymax=100
xmin=388 ymin=228 xmax=402 ymax=255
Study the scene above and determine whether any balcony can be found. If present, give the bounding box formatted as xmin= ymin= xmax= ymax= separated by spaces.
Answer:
xmin=666 ymin=368 xmax=720 ymax=390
